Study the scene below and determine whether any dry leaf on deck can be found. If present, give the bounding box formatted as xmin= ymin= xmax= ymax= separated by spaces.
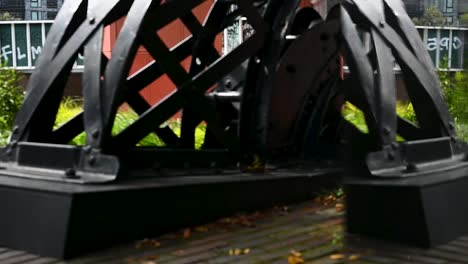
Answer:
xmin=183 ymin=228 xmax=191 ymax=239
xmin=348 ymin=254 xmax=361 ymax=261
xmin=330 ymin=254 xmax=345 ymax=260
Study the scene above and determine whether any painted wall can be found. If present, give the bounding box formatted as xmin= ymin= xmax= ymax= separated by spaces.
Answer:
xmin=103 ymin=1 xmax=221 ymax=108
xmin=103 ymin=0 xmax=326 ymax=107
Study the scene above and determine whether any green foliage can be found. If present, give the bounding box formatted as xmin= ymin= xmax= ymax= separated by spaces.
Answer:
xmin=0 ymin=12 xmax=18 ymax=21
xmin=342 ymin=102 xmax=368 ymax=133
xmin=396 ymin=102 xmax=417 ymax=124
xmin=0 ymin=61 xmax=24 ymax=146
xmin=460 ymin=13 xmax=468 ymax=26
xmin=438 ymin=68 xmax=468 ymax=142
xmin=342 ymin=101 xmax=417 ymax=141
xmin=55 ymin=101 xmax=207 ymax=148
xmin=54 ymin=99 xmax=86 ymax=145
xmin=412 ymin=6 xmax=448 ymax=26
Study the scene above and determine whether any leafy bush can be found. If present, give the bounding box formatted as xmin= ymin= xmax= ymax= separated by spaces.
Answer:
xmin=55 ymin=101 xmax=207 ymax=148
xmin=412 ymin=6 xmax=448 ymax=26
xmin=342 ymin=102 xmax=368 ymax=133
xmin=438 ymin=69 xmax=468 ymax=142
xmin=440 ymin=71 xmax=468 ymax=123
xmin=0 ymin=61 xmax=24 ymax=145
xmin=342 ymin=101 xmax=418 ymax=142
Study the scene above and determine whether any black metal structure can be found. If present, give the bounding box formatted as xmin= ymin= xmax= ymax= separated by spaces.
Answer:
xmin=0 ymin=0 xmax=468 ymax=258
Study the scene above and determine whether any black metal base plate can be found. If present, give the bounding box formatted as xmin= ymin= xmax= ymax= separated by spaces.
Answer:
xmin=0 ymin=169 xmax=340 ymax=259
xmin=345 ymin=167 xmax=468 ymax=248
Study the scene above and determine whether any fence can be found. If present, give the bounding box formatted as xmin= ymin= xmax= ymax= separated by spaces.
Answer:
xmin=417 ymin=26 xmax=468 ymax=70
xmin=1 ymin=20 xmax=467 ymax=72
xmin=0 ymin=20 xmax=83 ymax=71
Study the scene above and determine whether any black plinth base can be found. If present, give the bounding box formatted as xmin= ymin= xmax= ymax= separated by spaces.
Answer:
xmin=0 ymin=169 xmax=340 ymax=259
xmin=345 ymin=167 xmax=468 ymax=248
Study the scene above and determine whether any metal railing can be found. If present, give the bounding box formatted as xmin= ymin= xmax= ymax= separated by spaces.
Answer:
xmin=417 ymin=26 xmax=468 ymax=70
xmin=223 ymin=20 xmax=468 ymax=71
xmin=1 ymin=20 xmax=467 ymax=72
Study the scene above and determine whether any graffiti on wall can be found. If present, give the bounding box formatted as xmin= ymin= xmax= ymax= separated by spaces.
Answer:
xmin=427 ymin=36 xmax=463 ymax=51
xmin=0 ymin=22 xmax=83 ymax=68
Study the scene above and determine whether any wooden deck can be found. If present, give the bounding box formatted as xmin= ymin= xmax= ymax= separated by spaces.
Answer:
xmin=1 ymin=199 xmax=468 ymax=264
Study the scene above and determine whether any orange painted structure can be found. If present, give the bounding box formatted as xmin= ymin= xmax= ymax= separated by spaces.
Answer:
xmin=102 ymin=0 xmax=326 ymax=107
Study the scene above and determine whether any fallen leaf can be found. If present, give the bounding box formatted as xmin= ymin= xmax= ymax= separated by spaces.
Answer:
xmin=329 ymin=254 xmax=346 ymax=260
xmin=288 ymin=256 xmax=304 ymax=264
xmin=228 ymin=248 xmax=251 ymax=256
xmin=195 ymin=226 xmax=209 ymax=232
xmin=183 ymin=228 xmax=191 ymax=239
xmin=173 ymin=250 xmax=186 ymax=256
xmin=135 ymin=239 xmax=161 ymax=249
xmin=141 ymin=261 xmax=157 ymax=264
xmin=335 ymin=203 xmax=345 ymax=212
xmin=288 ymin=250 xmax=305 ymax=264
xmin=348 ymin=254 xmax=361 ymax=261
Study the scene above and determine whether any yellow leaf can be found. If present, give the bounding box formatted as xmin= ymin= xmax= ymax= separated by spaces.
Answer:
xmin=348 ymin=254 xmax=361 ymax=261
xmin=290 ymin=250 xmax=302 ymax=257
xmin=330 ymin=254 xmax=345 ymax=260
xmin=335 ymin=203 xmax=345 ymax=212
xmin=243 ymin=248 xmax=251 ymax=254
xmin=195 ymin=226 xmax=209 ymax=232
xmin=229 ymin=249 xmax=234 ymax=256
xmin=288 ymin=256 xmax=305 ymax=264
xmin=135 ymin=239 xmax=161 ymax=249
xmin=173 ymin=250 xmax=186 ymax=256
xmin=234 ymin=249 xmax=242 ymax=256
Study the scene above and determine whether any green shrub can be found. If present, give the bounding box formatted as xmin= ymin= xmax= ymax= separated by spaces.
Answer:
xmin=440 ymin=71 xmax=468 ymax=123
xmin=438 ymin=68 xmax=468 ymax=142
xmin=55 ymin=101 xmax=207 ymax=148
xmin=396 ymin=102 xmax=417 ymax=123
xmin=342 ymin=102 xmax=368 ymax=133
xmin=0 ymin=61 xmax=24 ymax=145
xmin=342 ymin=101 xmax=417 ymax=141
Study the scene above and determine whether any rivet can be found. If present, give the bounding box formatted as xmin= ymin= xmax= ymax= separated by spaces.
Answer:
xmin=91 ymin=129 xmax=100 ymax=139
xmin=12 ymin=126 xmax=19 ymax=134
xmin=89 ymin=16 xmax=96 ymax=24
xmin=391 ymin=142 xmax=398 ymax=150
xmin=65 ymin=168 xmax=76 ymax=178
xmin=387 ymin=150 xmax=395 ymax=161
xmin=320 ymin=33 xmax=329 ymax=41
xmin=379 ymin=21 xmax=385 ymax=27
xmin=449 ymin=122 xmax=455 ymax=130
xmin=83 ymin=145 xmax=92 ymax=154
xmin=406 ymin=163 xmax=417 ymax=172
xmin=225 ymin=80 xmax=232 ymax=89
xmin=286 ymin=64 xmax=296 ymax=74
xmin=383 ymin=127 xmax=391 ymax=135
xmin=88 ymin=156 xmax=96 ymax=165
